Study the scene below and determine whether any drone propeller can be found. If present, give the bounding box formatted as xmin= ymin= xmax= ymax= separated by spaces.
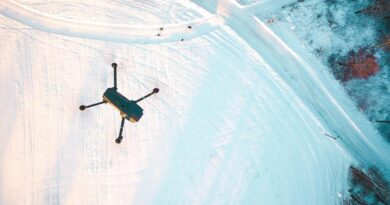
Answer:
xmin=79 ymin=100 xmax=106 ymax=111
xmin=112 ymin=63 xmax=118 ymax=90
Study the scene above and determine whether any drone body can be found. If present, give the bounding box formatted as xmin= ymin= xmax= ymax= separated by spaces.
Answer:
xmin=79 ymin=63 xmax=159 ymax=144
xmin=103 ymin=87 xmax=144 ymax=122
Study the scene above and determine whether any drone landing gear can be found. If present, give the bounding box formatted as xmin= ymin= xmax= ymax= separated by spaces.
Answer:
xmin=115 ymin=117 xmax=126 ymax=144
xmin=79 ymin=100 xmax=106 ymax=111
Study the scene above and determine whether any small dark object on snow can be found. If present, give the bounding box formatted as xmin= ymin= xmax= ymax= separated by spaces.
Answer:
xmin=181 ymin=38 xmax=184 ymax=41
xmin=79 ymin=63 xmax=159 ymax=144
xmin=187 ymin=25 xmax=192 ymax=29
xmin=324 ymin=133 xmax=338 ymax=140
xmin=375 ymin=120 xmax=390 ymax=124
xmin=157 ymin=33 xmax=161 ymax=36
xmin=160 ymin=27 xmax=163 ymax=31
xmin=355 ymin=0 xmax=390 ymax=17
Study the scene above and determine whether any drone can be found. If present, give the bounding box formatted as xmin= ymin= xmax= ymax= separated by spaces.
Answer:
xmin=79 ymin=63 xmax=159 ymax=144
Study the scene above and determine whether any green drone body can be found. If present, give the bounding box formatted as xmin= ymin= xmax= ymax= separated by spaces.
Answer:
xmin=79 ymin=63 xmax=159 ymax=144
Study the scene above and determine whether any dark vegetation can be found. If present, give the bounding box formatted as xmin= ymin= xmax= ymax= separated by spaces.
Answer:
xmin=351 ymin=0 xmax=390 ymax=142
xmin=276 ymin=0 xmax=390 ymax=141
xmin=322 ymin=0 xmax=390 ymax=141
xmin=327 ymin=0 xmax=389 ymax=83
xmin=344 ymin=166 xmax=390 ymax=205
xmin=274 ymin=1 xmax=390 ymax=203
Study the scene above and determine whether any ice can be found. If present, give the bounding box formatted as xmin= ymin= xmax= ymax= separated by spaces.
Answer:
xmin=0 ymin=0 xmax=389 ymax=204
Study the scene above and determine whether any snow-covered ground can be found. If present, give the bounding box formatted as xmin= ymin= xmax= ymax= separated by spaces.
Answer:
xmin=258 ymin=0 xmax=390 ymax=141
xmin=0 ymin=0 xmax=389 ymax=204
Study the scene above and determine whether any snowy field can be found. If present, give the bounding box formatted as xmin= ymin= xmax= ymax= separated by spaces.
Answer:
xmin=0 ymin=0 xmax=389 ymax=204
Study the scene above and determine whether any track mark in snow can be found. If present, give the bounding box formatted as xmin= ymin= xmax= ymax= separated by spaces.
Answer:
xmin=0 ymin=0 xmax=224 ymax=44
xmin=243 ymin=0 xmax=296 ymax=15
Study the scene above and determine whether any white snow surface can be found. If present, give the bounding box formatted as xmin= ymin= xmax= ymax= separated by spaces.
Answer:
xmin=0 ymin=0 xmax=389 ymax=205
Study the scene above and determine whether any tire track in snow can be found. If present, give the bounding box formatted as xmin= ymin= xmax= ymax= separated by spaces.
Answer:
xmin=147 ymin=27 xmax=338 ymax=203
xmin=3 ymin=24 xmax=185 ymax=102
xmin=0 ymin=0 xmax=224 ymax=44
xmin=243 ymin=0 xmax=296 ymax=16
xmin=0 ymin=29 xmax=29 ymax=204
xmin=1 ymin=10 xmax=207 ymax=204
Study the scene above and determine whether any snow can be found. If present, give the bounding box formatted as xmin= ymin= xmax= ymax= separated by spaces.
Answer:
xmin=0 ymin=0 xmax=389 ymax=204
xmin=0 ymin=0 xmax=223 ymax=44
xmin=258 ymin=0 xmax=390 ymax=141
